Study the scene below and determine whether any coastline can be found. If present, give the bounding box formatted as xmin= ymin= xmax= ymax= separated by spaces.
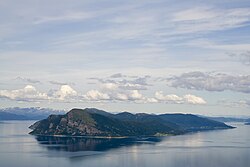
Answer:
xmin=29 ymin=126 xmax=234 ymax=139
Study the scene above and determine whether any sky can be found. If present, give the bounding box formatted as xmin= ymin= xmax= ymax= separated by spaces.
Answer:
xmin=0 ymin=0 xmax=249 ymax=116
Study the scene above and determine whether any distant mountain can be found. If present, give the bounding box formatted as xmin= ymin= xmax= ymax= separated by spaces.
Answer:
xmin=245 ymin=122 xmax=250 ymax=125
xmin=29 ymin=108 xmax=233 ymax=137
xmin=0 ymin=112 xmax=30 ymax=120
xmin=0 ymin=107 xmax=65 ymax=120
xmin=204 ymin=116 xmax=249 ymax=123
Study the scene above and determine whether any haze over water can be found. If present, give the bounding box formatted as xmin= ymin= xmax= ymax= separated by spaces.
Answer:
xmin=0 ymin=121 xmax=249 ymax=167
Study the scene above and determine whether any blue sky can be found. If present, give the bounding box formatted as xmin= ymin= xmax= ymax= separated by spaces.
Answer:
xmin=0 ymin=0 xmax=249 ymax=116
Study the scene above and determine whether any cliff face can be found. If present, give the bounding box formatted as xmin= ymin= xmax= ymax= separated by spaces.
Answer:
xmin=29 ymin=108 xmax=233 ymax=137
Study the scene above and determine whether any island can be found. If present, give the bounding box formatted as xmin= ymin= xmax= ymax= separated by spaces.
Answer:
xmin=245 ymin=122 xmax=250 ymax=125
xmin=29 ymin=108 xmax=234 ymax=137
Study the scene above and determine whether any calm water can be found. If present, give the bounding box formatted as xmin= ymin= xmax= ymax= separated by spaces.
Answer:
xmin=0 ymin=121 xmax=250 ymax=167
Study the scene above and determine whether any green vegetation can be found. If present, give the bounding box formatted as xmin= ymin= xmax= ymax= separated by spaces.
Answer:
xmin=29 ymin=108 xmax=234 ymax=137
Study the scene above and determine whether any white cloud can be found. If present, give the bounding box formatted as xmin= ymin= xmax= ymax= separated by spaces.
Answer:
xmin=115 ymin=93 xmax=128 ymax=101
xmin=155 ymin=91 xmax=206 ymax=105
xmin=129 ymin=90 xmax=143 ymax=100
xmin=86 ymin=74 xmax=152 ymax=103
xmin=146 ymin=97 xmax=158 ymax=103
xmin=183 ymin=94 xmax=206 ymax=104
xmin=155 ymin=91 xmax=183 ymax=102
xmin=102 ymin=83 xmax=118 ymax=90
xmin=120 ymin=83 xmax=148 ymax=90
xmin=0 ymin=84 xmax=79 ymax=102
xmin=52 ymin=85 xmax=77 ymax=100
xmin=111 ymin=90 xmax=157 ymax=103
xmin=84 ymin=90 xmax=110 ymax=101
xmin=0 ymin=84 xmax=207 ymax=105
xmin=83 ymin=89 xmax=145 ymax=102
xmin=85 ymin=74 xmax=207 ymax=105
xmin=0 ymin=85 xmax=48 ymax=102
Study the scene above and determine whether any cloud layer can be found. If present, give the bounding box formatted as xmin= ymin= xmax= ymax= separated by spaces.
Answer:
xmin=167 ymin=71 xmax=250 ymax=93
xmin=89 ymin=74 xmax=151 ymax=91
xmin=0 ymin=84 xmax=206 ymax=105
xmin=0 ymin=85 xmax=48 ymax=102
xmin=0 ymin=85 xmax=78 ymax=102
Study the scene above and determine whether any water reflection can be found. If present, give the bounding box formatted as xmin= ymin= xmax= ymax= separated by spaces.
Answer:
xmin=1 ymin=122 xmax=250 ymax=167
xmin=35 ymin=136 xmax=163 ymax=152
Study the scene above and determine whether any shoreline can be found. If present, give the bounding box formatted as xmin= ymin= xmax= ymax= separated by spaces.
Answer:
xmin=29 ymin=126 xmax=234 ymax=139
xmin=29 ymin=133 xmax=174 ymax=139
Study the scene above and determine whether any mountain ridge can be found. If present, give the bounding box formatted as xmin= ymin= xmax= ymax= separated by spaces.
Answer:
xmin=0 ymin=107 xmax=65 ymax=120
xmin=29 ymin=108 xmax=234 ymax=137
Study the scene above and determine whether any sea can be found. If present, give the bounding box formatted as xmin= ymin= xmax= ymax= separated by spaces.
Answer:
xmin=0 ymin=121 xmax=249 ymax=167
